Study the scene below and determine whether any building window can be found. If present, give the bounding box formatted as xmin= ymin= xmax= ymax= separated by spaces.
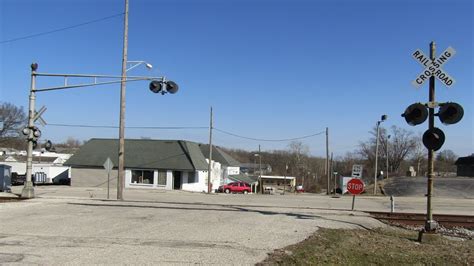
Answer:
xmin=131 ymin=170 xmax=153 ymax=185
xmin=158 ymin=170 xmax=167 ymax=186
xmin=188 ymin=172 xmax=196 ymax=183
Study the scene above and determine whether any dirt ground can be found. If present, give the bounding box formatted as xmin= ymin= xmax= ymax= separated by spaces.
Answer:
xmin=258 ymin=227 xmax=473 ymax=265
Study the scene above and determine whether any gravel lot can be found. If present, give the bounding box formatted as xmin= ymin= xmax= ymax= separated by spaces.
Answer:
xmin=1 ymin=186 xmax=472 ymax=264
xmin=0 ymin=187 xmax=386 ymax=265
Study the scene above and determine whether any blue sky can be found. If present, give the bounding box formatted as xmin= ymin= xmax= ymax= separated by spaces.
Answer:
xmin=1 ymin=0 xmax=472 ymax=157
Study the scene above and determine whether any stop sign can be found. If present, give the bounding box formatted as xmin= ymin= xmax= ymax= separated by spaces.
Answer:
xmin=347 ymin=178 xmax=364 ymax=195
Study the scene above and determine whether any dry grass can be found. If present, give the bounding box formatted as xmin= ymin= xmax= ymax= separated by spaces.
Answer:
xmin=258 ymin=227 xmax=473 ymax=265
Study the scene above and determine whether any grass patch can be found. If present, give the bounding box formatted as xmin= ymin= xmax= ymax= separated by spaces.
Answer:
xmin=258 ymin=227 xmax=473 ymax=265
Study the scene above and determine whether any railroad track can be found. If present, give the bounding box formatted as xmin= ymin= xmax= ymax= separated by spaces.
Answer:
xmin=369 ymin=211 xmax=474 ymax=229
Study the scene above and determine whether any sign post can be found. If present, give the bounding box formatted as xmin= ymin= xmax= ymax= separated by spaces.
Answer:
xmin=347 ymin=178 xmax=364 ymax=211
xmin=103 ymin=157 xmax=114 ymax=200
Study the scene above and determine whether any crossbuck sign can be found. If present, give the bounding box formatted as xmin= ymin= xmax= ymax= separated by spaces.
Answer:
xmin=411 ymin=46 xmax=456 ymax=88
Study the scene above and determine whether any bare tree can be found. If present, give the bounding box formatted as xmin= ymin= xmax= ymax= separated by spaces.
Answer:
xmin=288 ymin=141 xmax=310 ymax=186
xmin=0 ymin=102 xmax=27 ymax=148
xmin=410 ymin=137 xmax=426 ymax=176
xmin=359 ymin=125 xmax=417 ymax=174
xmin=436 ymin=149 xmax=457 ymax=174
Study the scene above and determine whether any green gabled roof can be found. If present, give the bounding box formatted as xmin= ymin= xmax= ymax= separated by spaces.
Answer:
xmin=198 ymin=144 xmax=240 ymax=167
xmin=228 ymin=174 xmax=258 ymax=184
xmin=179 ymin=141 xmax=209 ymax=170
xmin=64 ymin=139 xmax=209 ymax=171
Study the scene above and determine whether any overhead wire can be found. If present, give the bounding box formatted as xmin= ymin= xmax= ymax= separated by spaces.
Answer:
xmin=47 ymin=123 xmax=207 ymax=130
xmin=213 ymin=128 xmax=326 ymax=142
xmin=0 ymin=12 xmax=124 ymax=44
xmin=45 ymin=123 xmax=325 ymax=142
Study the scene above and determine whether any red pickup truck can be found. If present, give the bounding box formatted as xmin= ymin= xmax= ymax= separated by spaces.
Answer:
xmin=218 ymin=182 xmax=251 ymax=194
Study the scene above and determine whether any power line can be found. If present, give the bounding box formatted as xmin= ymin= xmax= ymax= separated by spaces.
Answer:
xmin=47 ymin=123 xmax=207 ymax=130
xmin=213 ymin=128 xmax=326 ymax=142
xmin=0 ymin=13 xmax=124 ymax=44
xmin=46 ymin=123 xmax=325 ymax=141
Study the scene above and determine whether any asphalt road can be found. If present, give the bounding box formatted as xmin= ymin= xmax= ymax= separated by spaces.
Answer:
xmin=1 ymin=186 xmax=473 ymax=264
xmin=383 ymin=177 xmax=474 ymax=199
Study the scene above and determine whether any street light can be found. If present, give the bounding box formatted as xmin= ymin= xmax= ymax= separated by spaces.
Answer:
xmin=374 ymin=114 xmax=387 ymax=195
xmin=386 ymin=134 xmax=391 ymax=179
xmin=126 ymin=61 xmax=153 ymax=72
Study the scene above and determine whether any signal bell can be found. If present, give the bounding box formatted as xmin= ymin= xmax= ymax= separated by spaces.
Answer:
xmin=422 ymin=127 xmax=445 ymax=151
xmin=438 ymin=102 xmax=464 ymax=125
xmin=402 ymin=103 xmax=428 ymax=126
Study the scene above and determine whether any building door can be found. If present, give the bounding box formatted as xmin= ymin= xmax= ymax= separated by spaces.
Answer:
xmin=173 ymin=171 xmax=181 ymax=190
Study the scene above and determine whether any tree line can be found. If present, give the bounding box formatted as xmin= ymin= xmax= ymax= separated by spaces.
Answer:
xmin=1 ymin=101 xmax=459 ymax=192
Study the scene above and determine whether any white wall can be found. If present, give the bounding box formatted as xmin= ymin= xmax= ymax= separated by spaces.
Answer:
xmin=2 ymin=161 xmax=69 ymax=183
xmin=182 ymin=171 xmax=208 ymax=192
xmin=113 ymin=160 xmax=224 ymax=193
xmin=33 ymin=164 xmax=70 ymax=183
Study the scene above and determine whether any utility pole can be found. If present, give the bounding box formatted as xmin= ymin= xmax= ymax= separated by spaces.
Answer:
xmin=330 ymin=152 xmax=335 ymax=195
xmin=259 ymin=144 xmax=262 ymax=194
xmin=426 ymin=41 xmax=436 ymax=231
xmin=207 ymin=106 xmax=213 ymax=194
xmin=326 ymin=127 xmax=330 ymax=195
xmin=117 ymin=0 xmax=129 ymax=201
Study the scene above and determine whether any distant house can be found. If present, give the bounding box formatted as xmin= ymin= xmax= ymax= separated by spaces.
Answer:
xmin=455 ymin=155 xmax=474 ymax=177
xmin=198 ymin=144 xmax=241 ymax=185
xmin=64 ymin=139 xmax=240 ymax=192
xmin=239 ymin=163 xmax=272 ymax=175
xmin=0 ymin=152 xmax=71 ymax=184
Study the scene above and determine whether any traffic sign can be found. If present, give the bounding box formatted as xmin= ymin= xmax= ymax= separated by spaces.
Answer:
xmin=103 ymin=157 xmax=114 ymax=173
xmin=412 ymin=46 xmax=456 ymax=88
xmin=351 ymin=164 xmax=363 ymax=178
xmin=347 ymin=178 xmax=364 ymax=195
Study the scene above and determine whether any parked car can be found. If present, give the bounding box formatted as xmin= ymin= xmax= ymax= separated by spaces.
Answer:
xmin=218 ymin=182 xmax=251 ymax=194
xmin=296 ymin=185 xmax=305 ymax=193
xmin=11 ymin=172 xmax=26 ymax=186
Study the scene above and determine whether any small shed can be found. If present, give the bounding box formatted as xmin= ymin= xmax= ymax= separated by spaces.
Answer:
xmin=455 ymin=155 xmax=474 ymax=177
xmin=0 ymin=164 xmax=12 ymax=192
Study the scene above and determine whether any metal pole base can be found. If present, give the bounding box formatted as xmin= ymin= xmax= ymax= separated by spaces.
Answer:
xmin=424 ymin=219 xmax=438 ymax=232
xmin=21 ymin=181 xmax=35 ymax=198
xmin=418 ymin=228 xmax=438 ymax=243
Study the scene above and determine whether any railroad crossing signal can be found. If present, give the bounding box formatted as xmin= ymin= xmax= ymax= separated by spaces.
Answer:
xmin=402 ymin=103 xmax=428 ymax=126
xmin=411 ymin=46 xmax=456 ymax=88
xmin=422 ymin=127 xmax=445 ymax=151
xmin=438 ymin=102 xmax=464 ymax=125
xmin=405 ymin=42 xmax=464 ymax=234
xmin=33 ymin=106 xmax=47 ymax=126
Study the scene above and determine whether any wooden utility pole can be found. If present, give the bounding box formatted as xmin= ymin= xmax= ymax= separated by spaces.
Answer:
xmin=117 ymin=0 xmax=129 ymax=201
xmin=326 ymin=127 xmax=330 ymax=195
xmin=259 ymin=144 xmax=262 ymax=194
xmin=207 ymin=107 xmax=213 ymax=194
